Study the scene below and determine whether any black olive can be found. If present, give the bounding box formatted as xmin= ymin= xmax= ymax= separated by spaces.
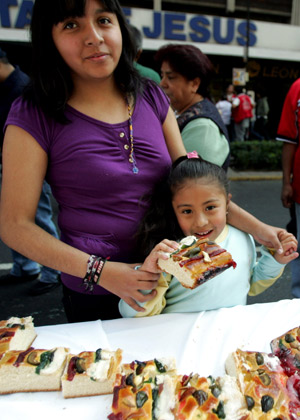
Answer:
xmin=193 ymin=389 xmax=208 ymax=406
xmin=95 ymin=348 xmax=102 ymax=362
xmin=154 ymin=358 xmax=166 ymax=373
xmin=285 ymin=333 xmax=295 ymax=343
xmin=75 ymin=357 xmax=86 ymax=373
xmin=212 ymin=401 xmax=225 ymax=419
xmin=211 ymin=385 xmax=221 ymax=398
xmin=184 ymin=247 xmax=200 ymax=258
xmin=208 ymin=376 xmax=221 ymax=397
xmin=136 ymin=361 xmax=146 ymax=375
xmin=152 ymin=387 xmax=159 ymax=410
xmin=27 ymin=350 xmax=40 ymax=366
xmin=207 ymin=375 xmax=215 ymax=384
xmin=245 ymin=395 xmax=255 ymax=410
xmin=6 ymin=323 xmax=22 ymax=329
xmin=258 ymin=372 xmax=271 ymax=386
xmin=256 ymin=352 xmax=264 ymax=365
xmin=261 ymin=395 xmax=274 ymax=412
xmin=279 ymin=339 xmax=288 ymax=352
xmin=125 ymin=373 xmax=135 ymax=387
xmin=136 ymin=390 xmax=148 ymax=408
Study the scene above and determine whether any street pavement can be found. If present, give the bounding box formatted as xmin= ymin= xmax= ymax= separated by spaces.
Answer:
xmin=0 ymin=169 xmax=295 ymax=327
xmin=227 ymin=169 xmax=294 ymax=306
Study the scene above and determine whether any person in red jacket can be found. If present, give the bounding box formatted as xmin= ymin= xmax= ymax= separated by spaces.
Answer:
xmin=232 ymin=86 xmax=253 ymax=141
xmin=276 ymin=78 xmax=300 ymax=297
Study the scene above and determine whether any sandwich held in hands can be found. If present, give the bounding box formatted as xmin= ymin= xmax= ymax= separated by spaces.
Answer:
xmin=158 ymin=235 xmax=236 ymax=289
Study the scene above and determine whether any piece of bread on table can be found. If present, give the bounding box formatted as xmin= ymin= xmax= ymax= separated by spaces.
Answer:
xmin=225 ymin=348 xmax=300 ymax=418
xmin=61 ymin=348 xmax=122 ymax=398
xmin=0 ymin=347 xmax=69 ymax=394
xmin=175 ymin=373 xmax=250 ymax=419
xmin=0 ymin=316 xmax=37 ymax=354
xmin=270 ymin=325 xmax=300 ymax=376
xmin=109 ymin=357 xmax=178 ymax=420
xmin=158 ymin=236 xmax=236 ymax=289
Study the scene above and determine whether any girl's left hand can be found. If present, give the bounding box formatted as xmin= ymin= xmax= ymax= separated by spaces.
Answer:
xmin=273 ymin=230 xmax=299 ymax=264
xmin=140 ymin=239 xmax=179 ymax=274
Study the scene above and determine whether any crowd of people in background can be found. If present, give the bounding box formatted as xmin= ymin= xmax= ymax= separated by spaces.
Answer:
xmin=216 ymin=83 xmax=270 ymax=142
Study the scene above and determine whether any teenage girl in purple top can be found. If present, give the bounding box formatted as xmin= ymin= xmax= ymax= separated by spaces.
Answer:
xmin=0 ymin=0 xmax=289 ymax=322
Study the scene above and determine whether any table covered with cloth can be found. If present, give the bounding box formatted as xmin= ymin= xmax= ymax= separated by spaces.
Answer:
xmin=2 ymin=299 xmax=300 ymax=419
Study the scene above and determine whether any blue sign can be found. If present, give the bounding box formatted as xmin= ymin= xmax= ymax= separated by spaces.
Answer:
xmin=1 ymin=1 xmax=257 ymax=47
xmin=0 ymin=0 xmax=33 ymax=28
xmin=123 ymin=9 xmax=257 ymax=46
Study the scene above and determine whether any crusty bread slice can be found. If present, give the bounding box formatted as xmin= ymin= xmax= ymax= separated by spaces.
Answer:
xmin=0 ymin=347 xmax=69 ymax=394
xmin=62 ymin=348 xmax=122 ymax=398
xmin=225 ymin=349 xmax=298 ymax=418
xmin=109 ymin=357 xmax=177 ymax=419
xmin=175 ymin=373 xmax=249 ymax=419
xmin=0 ymin=316 xmax=37 ymax=354
xmin=158 ymin=237 xmax=236 ymax=289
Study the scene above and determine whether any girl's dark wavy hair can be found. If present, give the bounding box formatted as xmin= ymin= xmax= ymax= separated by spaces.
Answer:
xmin=24 ymin=0 xmax=143 ymax=123
xmin=136 ymin=156 xmax=229 ymax=258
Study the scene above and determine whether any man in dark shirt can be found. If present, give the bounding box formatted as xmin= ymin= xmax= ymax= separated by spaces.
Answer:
xmin=0 ymin=48 xmax=60 ymax=295
xmin=0 ymin=48 xmax=30 ymax=152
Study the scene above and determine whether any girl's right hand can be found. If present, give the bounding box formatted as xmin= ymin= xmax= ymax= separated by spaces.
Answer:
xmin=140 ymin=239 xmax=179 ymax=274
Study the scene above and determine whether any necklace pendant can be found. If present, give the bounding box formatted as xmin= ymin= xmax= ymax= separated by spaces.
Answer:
xmin=133 ymin=166 xmax=139 ymax=174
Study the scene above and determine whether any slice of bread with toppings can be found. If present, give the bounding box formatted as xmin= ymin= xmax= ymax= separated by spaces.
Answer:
xmin=61 ymin=348 xmax=122 ymax=398
xmin=109 ymin=357 xmax=178 ymax=420
xmin=175 ymin=373 xmax=250 ymax=419
xmin=0 ymin=316 xmax=37 ymax=354
xmin=225 ymin=349 xmax=300 ymax=419
xmin=0 ymin=347 xmax=69 ymax=394
xmin=158 ymin=236 xmax=236 ymax=289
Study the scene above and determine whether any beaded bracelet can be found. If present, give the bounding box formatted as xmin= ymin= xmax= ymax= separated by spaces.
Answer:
xmin=82 ymin=255 xmax=107 ymax=292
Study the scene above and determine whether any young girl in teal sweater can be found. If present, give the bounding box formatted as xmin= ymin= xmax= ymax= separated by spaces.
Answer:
xmin=119 ymin=153 xmax=297 ymax=317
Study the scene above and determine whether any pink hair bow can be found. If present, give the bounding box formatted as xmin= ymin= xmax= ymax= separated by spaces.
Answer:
xmin=187 ymin=151 xmax=199 ymax=159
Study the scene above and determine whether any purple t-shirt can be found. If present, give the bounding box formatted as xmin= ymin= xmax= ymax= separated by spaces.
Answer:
xmin=5 ymin=82 xmax=171 ymax=294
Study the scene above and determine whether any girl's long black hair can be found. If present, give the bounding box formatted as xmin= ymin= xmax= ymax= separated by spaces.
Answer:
xmin=136 ymin=156 xmax=229 ymax=258
xmin=24 ymin=0 xmax=144 ymax=123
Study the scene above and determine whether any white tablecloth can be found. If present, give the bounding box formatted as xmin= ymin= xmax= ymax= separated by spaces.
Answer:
xmin=2 ymin=299 xmax=300 ymax=420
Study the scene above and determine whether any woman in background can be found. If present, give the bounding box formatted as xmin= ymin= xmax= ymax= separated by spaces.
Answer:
xmin=155 ymin=44 xmax=230 ymax=170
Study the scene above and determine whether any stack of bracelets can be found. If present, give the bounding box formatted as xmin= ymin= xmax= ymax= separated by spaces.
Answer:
xmin=82 ymin=255 xmax=107 ymax=292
